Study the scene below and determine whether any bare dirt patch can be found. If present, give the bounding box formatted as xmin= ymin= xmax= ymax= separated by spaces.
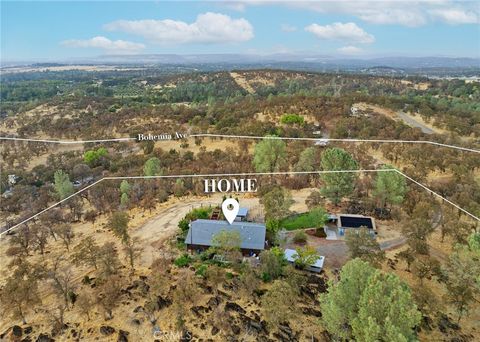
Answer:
xmin=230 ymin=72 xmax=255 ymax=94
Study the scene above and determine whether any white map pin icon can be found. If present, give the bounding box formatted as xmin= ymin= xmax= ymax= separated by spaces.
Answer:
xmin=222 ymin=198 xmax=239 ymax=225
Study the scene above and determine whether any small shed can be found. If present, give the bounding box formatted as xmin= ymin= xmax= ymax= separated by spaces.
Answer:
xmin=235 ymin=207 xmax=249 ymax=222
xmin=337 ymin=214 xmax=376 ymax=236
xmin=284 ymin=248 xmax=325 ymax=273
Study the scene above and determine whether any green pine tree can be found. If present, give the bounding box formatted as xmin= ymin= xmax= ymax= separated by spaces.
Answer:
xmin=143 ymin=157 xmax=162 ymax=176
xmin=253 ymin=136 xmax=287 ymax=173
xmin=373 ymin=165 xmax=407 ymax=208
xmin=54 ymin=170 xmax=74 ymax=200
xmin=320 ymin=148 xmax=358 ymax=205
xmin=320 ymin=259 xmax=421 ymax=341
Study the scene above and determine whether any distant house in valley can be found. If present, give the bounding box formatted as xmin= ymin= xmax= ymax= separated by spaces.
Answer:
xmin=350 ymin=105 xmax=371 ymax=118
xmin=284 ymin=248 xmax=325 ymax=273
xmin=350 ymin=105 xmax=360 ymax=116
xmin=185 ymin=219 xmax=266 ymax=255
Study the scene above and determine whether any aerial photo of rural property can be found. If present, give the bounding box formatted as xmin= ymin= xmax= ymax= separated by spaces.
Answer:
xmin=0 ymin=1 xmax=479 ymax=341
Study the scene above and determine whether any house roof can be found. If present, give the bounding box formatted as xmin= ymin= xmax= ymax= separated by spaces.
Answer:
xmin=185 ymin=219 xmax=266 ymax=250
xmin=237 ymin=207 xmax=249 ymax=217
xmin=338 ymin=214 xmax=375 ymax=229
xmin=284 ymin=249 xmax=325 ymax=269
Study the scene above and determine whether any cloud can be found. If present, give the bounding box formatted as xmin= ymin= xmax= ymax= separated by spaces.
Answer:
xmin=305 ymin=22 xmax=375 ymax=44
xmin=219 ymin=1 xmax=247 ymax=12
xmin=429 ymin=8 xmax=479 ymax=25
xmin=235 ymin=1 xmax=479 ymax=27
xmin=104 ymin=12 xmax=254 ymax=44
xmin=61 ymin=36 xmax=145 ymax=53
xmin=281 ymin=24 xmax=297 ymax=32
xmin=337 ymin=46 xmax=363 ymax=55
xmin=353 ymin=6 xmax=427 ymax=27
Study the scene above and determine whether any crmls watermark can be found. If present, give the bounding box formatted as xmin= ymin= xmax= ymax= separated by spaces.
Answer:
xmin=153 ymin=330 xmax=192 ymax=341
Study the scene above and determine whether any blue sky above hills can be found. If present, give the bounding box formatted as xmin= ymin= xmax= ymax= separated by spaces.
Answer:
xmin=2 ymin=1 xmax=479 ymax=60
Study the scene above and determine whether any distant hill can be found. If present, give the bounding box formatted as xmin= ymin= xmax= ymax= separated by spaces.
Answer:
xmin=2 ymin=54 xmax=479 ymax=77
xmin=91 ymin=54 xmax=479 ymax=69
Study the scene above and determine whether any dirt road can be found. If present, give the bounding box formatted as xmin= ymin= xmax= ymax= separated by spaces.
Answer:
xmin=396 ymin=111 xmax=435 ymax=134
xmin=131 ymin=196 xmax=222 ymax=266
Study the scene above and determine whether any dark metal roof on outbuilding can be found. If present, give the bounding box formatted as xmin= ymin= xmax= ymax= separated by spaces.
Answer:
xmin=338 ymin=214 xmax=376 ymax=229
xmin=185 ymin=219 xmax=266 ymax=251
xmin=237 ymin=207 xmax=249 ymax=217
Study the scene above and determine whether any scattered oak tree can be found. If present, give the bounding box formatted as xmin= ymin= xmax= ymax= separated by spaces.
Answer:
xmin=95 ymin=275 xmax=124 ymax=320
xmin=443 ymin=233 xmax=480 ymax=323
xmin=345 ymin=228 xmax=385 ymax=268
xmin=97 ymin=242 xmax=122 ymax=279
xmin=259 ymin=247 xmax=285 ymax=281
xmin=72 ymin=236 xmax=100 ymax=270
xmin=0 ymin=262 xmax=42 ymax=324
xmin=211 ymin=229 xmax=242 ymax=263
xmin=108 ymin=211 xmax=130 ymax=244
xmin=260 ymin=186 xmax=293 ymax=221
xmin=123 ymin=236 xmax=142 ymax=272
xmin=55 ymin=224 xmax=74 ymax=251
xmin=261 ymin=279 xmax=299 ymax=330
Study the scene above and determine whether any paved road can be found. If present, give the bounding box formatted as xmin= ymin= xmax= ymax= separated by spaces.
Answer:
xmin=396 ymin=111 xmax=435 ymax=134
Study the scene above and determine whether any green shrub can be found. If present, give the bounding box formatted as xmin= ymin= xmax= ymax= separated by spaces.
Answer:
xmin=82 ymin=275 xmax=91 ymax=285
xmin=280 ymin=113 xmax=304 ymax=125
xmin=178 ymin=207 xmax=213 ymax=233
xmin=68 ymin=290 xmax=77 ymax=305
xmin=261 ymin=272 xmax=272 ymax=282
xmin=186 ymin=207 xmax=212 ymax=221
xmin=174 ymin=254 xmax=192 ymax=267
xmin=179 ymin=207 xmax=213 ymax=227
xmin=178 ymin=218 xmax=189 ymax=232
xmin=293 ymin=230 xmax=308 ymax=244
xmin=199 ymin=250 xmax=212 ymax=261
xmin=195 ymin=264 xmax=208 ymax=277
xmin=175 ymin=240 xmax=187 ymax=250
xmin=315 ymin=227 xmax=327 ymax=238
xmin=83 ymin=147 xmax=108 ymax=167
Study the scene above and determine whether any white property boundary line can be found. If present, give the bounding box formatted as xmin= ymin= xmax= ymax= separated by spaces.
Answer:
xmin=1 ymin=134 xmax=479 ymax=154
xmin=1 ymin=169 xmax=479 ymax=237
xmin=192 ymin=134 xmax=480 ymax=154
xmin=0 ymin=137 xmax=135 ymax=144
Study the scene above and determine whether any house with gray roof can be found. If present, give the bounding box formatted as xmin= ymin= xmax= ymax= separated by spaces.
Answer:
xmin=185 ymin=219 xmax=266 ymax=255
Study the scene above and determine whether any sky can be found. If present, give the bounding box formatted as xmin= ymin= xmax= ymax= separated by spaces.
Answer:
xmin=1 ymin=1 xmax=480 ymax=61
